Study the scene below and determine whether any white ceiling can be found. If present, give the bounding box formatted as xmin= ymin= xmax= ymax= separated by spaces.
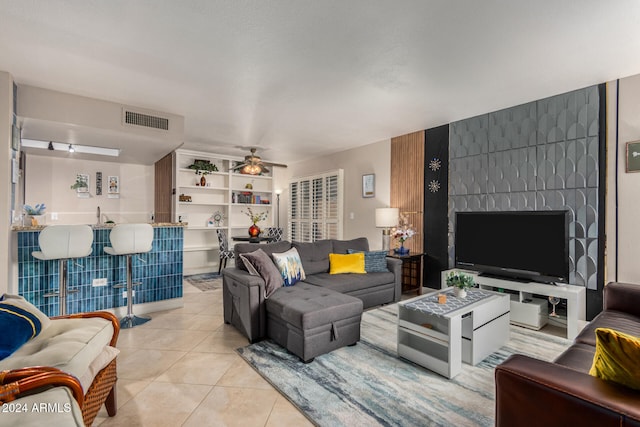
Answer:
xmin=2 ymin=1 xmax=640 ymax=165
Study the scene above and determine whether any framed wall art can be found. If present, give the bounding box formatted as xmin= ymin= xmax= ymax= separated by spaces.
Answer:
xmin=627 ymin=141 xmax=640 ymax=172
xmin=362 ymin=174 xmax=375 ymax=198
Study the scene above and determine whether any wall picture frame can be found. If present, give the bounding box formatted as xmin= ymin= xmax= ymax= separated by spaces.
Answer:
xmin=626 ymin=141 xmax=640 ymax=172
xmin=362 ymin=174 xmax=375 ymax=198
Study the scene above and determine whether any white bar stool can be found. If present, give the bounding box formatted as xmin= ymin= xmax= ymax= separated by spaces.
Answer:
xmin=104 ymin=224 xmax=154 ymax=329
xmin=31 ymin=225 xmax=93 ymax=316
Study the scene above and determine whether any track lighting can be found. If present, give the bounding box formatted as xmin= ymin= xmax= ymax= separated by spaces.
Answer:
xmin=68 ymin=144 xmax=75 ymax=153
xmin=48 ymin=141 xmax=54 ymax=150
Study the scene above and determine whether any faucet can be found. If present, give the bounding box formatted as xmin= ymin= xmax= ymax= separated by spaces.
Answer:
xmin=97 ymin=206 xmax=101 ymax=225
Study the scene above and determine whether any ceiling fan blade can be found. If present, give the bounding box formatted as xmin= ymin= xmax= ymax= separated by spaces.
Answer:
xmin=260 ymin=165 xmax=270 ymax=174
xmin=262 ymin=161 xmax=287 ymax=168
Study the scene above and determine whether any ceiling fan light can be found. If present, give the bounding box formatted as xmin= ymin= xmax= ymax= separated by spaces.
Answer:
xmin=242 ymin=164 xmax=262 ymax=175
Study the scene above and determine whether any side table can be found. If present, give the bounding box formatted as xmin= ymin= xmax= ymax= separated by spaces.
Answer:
xmin=387 ymin=251 xmax=426 ymax=295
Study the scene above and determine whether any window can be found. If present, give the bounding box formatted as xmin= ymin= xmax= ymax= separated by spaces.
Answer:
xmin=289 ymin=169 xmax=343 ymax=242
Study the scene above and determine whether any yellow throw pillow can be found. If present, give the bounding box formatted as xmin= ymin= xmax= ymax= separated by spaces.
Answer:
xmin=329 ymin=253 xmax=366 ymax=274
xmin=589 ymin=327 xmax=640 ymax=391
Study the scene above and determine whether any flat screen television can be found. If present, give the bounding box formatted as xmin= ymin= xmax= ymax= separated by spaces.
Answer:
xmin=455 ymin=210 xmax=570 ymax=284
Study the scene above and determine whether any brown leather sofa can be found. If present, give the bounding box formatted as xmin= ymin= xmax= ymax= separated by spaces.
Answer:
xmin=495 ymin=282 xmax=640 ymax=427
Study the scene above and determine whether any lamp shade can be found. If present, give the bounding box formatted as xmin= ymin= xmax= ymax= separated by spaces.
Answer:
xmin=375 ymin=208 xmax=399 ymax=228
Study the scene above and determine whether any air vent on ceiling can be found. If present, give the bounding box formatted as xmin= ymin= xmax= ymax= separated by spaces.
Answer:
xmin=123 ymin=109 xmax=169 ymax=131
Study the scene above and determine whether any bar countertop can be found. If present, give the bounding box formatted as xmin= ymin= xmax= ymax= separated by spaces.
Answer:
xmin=12 ymin=222 xmax=187 ymax=231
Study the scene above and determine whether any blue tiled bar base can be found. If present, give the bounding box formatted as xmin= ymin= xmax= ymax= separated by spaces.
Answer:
xmin=17 ymin=226 xmax=184 ymax=317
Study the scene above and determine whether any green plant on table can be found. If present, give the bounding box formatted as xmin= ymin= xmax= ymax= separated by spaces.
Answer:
xmin=446 ymin=271 xmax=475 ymax=289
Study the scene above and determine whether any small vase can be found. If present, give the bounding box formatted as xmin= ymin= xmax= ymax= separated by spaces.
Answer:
xmin=454 ymin=287 xmax=467 ymax=298
xmin=200 ymin=175 xmax=206 ymax=186
xmin=394 ymin=242 xmax=409 ymax=255
xmin=248 ymin=223 xmax=260 ymax=238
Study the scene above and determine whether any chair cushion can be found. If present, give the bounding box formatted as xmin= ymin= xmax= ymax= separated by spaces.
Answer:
xmin=272 ymin=247 xmax=306 ymax=287
xmin=589 ymin=328 xmax=640 ymax=391
xmin=0 ymin=317 xmax=114 ymax=392
xmin=0 ymin=387 xmax=85 ymax=427
xmin=329 ymin=253 xmax=366 ymax=274
xmin=0 ymin=295 xmax=50 ymax=360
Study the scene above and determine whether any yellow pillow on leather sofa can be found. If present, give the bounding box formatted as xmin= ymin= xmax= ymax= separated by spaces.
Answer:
xmin=329 ymin=253 xmax=366 ymax=274
xmin=589 ymin=327 xmax=640 ymax=391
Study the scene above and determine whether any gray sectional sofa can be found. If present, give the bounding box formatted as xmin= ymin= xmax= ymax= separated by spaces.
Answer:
xmin=222 ymin=237 xmax=402 ymax=344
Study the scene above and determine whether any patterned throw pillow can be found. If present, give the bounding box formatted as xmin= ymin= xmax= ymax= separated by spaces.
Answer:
xmin=272 ymin=247 xmax=306 ymax=287
xmin=347 ymin=249 xmax=389 ymax=273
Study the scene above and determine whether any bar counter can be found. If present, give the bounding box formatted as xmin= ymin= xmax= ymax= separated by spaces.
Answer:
xmin=14 ymin=223 xmax=185 ymax=317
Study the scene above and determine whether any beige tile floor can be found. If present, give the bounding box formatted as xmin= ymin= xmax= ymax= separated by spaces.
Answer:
xmin=94 ymin=281 xmax=313 ymax=427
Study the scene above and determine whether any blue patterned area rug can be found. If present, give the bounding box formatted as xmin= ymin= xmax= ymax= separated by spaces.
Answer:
xmin=183 ymin=273 xmax=222 ymax=291
xmin=237 ymin=304 xmax=571 ymax=427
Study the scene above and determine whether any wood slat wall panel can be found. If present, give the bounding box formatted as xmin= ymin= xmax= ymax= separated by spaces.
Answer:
xmin=391 ymin=131 xmax=424 ymax=253
xmin=154 ymin=153 xmax=173 ymax=223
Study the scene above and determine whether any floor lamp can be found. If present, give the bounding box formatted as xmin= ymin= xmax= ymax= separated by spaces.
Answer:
xmin=275 ymin=189 xmax=282 ymax=228
xmin=376 ymin=208 xmax=399 ymax=251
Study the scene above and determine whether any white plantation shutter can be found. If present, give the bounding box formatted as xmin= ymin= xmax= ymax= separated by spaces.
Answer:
xmin=289 ymin=169 xmax=343 ymax=242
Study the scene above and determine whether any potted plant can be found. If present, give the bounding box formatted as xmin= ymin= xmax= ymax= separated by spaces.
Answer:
xmin=24 ymin=203 xmax=46 ymax=227
xmin=446 ymin=271 xmax=475 ymax=298
xmin=70 ymin=175 xmax=88 ymax=190
xmin=188 ymin=160 xmax=218 ymax=186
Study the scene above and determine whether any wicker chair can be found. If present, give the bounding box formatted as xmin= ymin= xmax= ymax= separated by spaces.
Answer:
xmin=217 ymin=229 xmax=235 ymax=274
xmin=51 ymin=311 xmax=120 ymax=426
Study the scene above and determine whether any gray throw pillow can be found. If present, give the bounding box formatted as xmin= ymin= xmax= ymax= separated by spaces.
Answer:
xmin=238 ymin=249 xmax=284 ymax=298
xmin=347 ymin=249 xmax=389 ymax=273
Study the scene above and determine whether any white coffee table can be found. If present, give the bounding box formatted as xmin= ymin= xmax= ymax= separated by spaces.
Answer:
xmin=397 ymin=287 xmax=510 ymax=379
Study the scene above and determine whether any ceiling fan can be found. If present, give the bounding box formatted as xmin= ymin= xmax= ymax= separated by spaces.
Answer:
xmin=232 ymin=147 xmax=286 ymax=175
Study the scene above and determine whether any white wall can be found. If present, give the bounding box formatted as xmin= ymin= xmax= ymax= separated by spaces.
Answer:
xmin=24 ymin=154 xmax=154 ymax=225
xmin=0 ymin=71 xmax=13 ymax=295
xmin=285 ymin=139 xmax=391 ymax=248
xmin=606 ymin=74 xmax=640 ymax=284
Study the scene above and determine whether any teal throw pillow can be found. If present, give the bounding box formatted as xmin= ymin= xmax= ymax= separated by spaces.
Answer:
xmin=347 ymin=249 xmax=389 ymax=273
xmin=0 ymin=296 xmax=46 ymax=360
xmin=272 ymin=247 xmax=306 ymax=287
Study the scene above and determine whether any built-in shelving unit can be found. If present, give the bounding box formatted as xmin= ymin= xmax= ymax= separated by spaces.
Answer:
xmin=171 ymin=149 xmax=274 ymax=274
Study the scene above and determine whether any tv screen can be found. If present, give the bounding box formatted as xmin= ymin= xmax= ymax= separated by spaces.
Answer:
xmin=455 ymin=210 xmax=569 ymax=284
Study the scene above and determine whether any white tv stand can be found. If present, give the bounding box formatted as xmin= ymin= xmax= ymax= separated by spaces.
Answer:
xmin=441 ymin=269 xmax=586 ymax=340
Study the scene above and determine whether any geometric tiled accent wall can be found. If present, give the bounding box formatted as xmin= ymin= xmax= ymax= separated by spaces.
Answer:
xmin=448 ymin=85 xmax=601 ymax=290
xmin=17 ymin=226 xmax=184 ymax=317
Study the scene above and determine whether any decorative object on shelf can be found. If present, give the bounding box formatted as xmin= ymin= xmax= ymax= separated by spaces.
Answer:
xmin=243 ymin=207 xmax=268 ymax=237
xmin=392 ymin=213 xmax=416 ymax=255
xmin=188 ymin=159 xmax=218 ymax=175
xmin=178 ymin=194 xmax=192 ymax=202
xmin=24 ymin=203 xmax=46 ymax=226
xmin=548 ymin=296 xmax=561 ymax=317
xmin=200 ymin=175 xmax=206 ymax=186
xmin=428 ymin=158 xmax=442 ymax=172
xmin=438 ymin=294 xmax=447 ymax=304
xmin=362 ymin=174 xmax=375 ymax=198
xmin=446 ymin=271 xmax=475 ymax=299
xmin=107 ymin=176 xmax=119 ymax=198
xmin=212 ymin=211 xmax=225 ymax=227
xmin=428 ymin=179 xmax=441 ymax=193
xmin=245 ymin=183 xmax=253 ymax=189
xmin=375 ymin=207 xmax=399 ymax=251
